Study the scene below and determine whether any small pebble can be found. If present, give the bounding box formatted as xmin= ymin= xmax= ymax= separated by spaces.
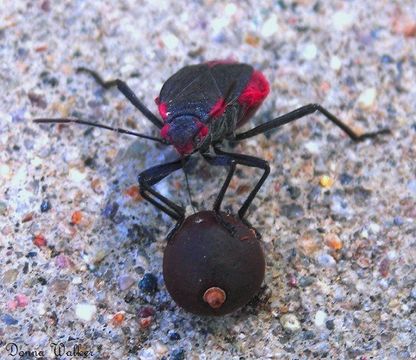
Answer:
xmin=55 ymin=254 xmax=72 ymax=269
xmin=297 ymin=232 xmax=320 ymax=256
xmin=324 ymin=233 xmax=342 ymax=250
xmin=0 ymin=164 xmax=11 ymax=178
xmin=102 ymin=202 xmax=119 ymax=219
xmin=301 ymin=42 xmax=318 ymax=61
xmin=326 ymin=320 xmax=335 ymax=330
xmin=332 ymin=10 xmax=355 ymax=31
xmin=123 ymin=185 xmax=142 ymax=201
xmin=316 ymin=252 xmax=337 ymax=268
xmin=379 ymin=258 xmax=390 ymax=277
xmin=0 ymin=201 xmax=7 ymax=215
xmin=261 ymin=14 xmax=279 ymax=37
xmin=339 ymin=173 xmax=353 ymax=185
xmin=3 ymin=269 xmax=18 ymax=284
xmin=393 ymin=216 xmax=404 ymax=226
xmin=161 ymin=33 xmax=179 ymax=50
xmin=330 ymin=56 xmax=342 ymax=71
xmin=138 ymin=306 xmax=155 ymax=318
xmin=170 ymin=348 xmax=185 ymax=360
xmin=138 ymin=306 xmax=155 ymax=329
xmin=357 ymin=88 xmax=377 ymax=109
xmin=299 ymin=276 xmax=315 ymax=288
xmin=33 ymin=234 xmax=47 ymax=247
xmin=381 ymin=54 xmax=394 ymax=64
xmin=287 ymin=274 xmax=298 ymax=288
xmin=287 ymin=186 xmax=301 ymax=200
xmin=75 ymin=303 xmax=96 ymax=321
xmin=319 ymin=175 xmax=334 ymax=189
xmin=281 ymin=204 xmax=304 ymax=219
xmin=139 ymin=273 xmax=158 ymax=294
xmin=118 ymin=274 xmax=136 ymax=291
xmin=111 ymin=312 xmax=125 ymax=326
xmin=169 ymin=331 xmax=181 ymax=341
xmin=2 ymin=314 xmax=18 ymax=325
xmin=71 ymin=210 xmax=83 ymax=224
xmin=280 ymin=314 xmax=301 ymax=333
xmin=314 ymin=310 xmax=328 ymax=327
xmin=68 ymin=168 xmax=87 ymax=182
xmin=407 ymin=179 xmax=416 ymax=194
xmin=15 ymin=293 xmax=29 ymax=308
xmin=40 ymin=199 xmax=51 ymax=212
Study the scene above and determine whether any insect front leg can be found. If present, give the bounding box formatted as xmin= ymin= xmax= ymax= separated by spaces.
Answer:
xmin=233 ymin=103 xmax=390 ymax=141
xmin=77 ymin=67 xmax=164 ymax=129
xmin=138 ymin=158 xmax=189 ymax=225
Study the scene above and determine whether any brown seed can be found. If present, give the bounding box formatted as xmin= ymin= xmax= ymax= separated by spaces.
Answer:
xmin=203 ymin=287 xmax=226 ymax=309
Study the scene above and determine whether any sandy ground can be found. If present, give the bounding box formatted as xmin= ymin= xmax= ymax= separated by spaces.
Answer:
xmin=1 ymin=1 xmax=416 ymax=359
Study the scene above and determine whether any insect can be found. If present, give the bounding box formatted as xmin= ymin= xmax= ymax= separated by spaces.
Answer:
xmin=35 ymin=61 xmax=390 ymax=229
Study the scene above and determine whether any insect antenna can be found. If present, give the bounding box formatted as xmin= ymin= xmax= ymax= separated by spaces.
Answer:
xmin=34 ymin=118 xmax=169 ymax=145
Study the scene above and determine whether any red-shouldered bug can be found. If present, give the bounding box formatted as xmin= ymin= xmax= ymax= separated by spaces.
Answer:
xmin=34 ymin=61 xmax=390 ymax=229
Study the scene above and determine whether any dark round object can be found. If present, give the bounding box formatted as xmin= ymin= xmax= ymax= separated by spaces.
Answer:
xmin=163 ymin=211 xmax=265 ymax=316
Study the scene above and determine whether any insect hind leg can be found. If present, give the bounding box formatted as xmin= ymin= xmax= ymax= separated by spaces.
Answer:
xmin=233 ymin=103 xmax=390 ymax=141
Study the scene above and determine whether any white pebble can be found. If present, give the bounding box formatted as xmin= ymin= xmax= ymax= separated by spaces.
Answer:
xmin=368 ymin=222 xmax=380 ymax=234
xmin=72 ymin=276 xmax=82 ymax=284
xmin=316 ymin=252 xmax=337 ymax=268
xmin=357 ymin=88 xmax=377 ymax=109
xmin=280 ymin=313 xmax=301 ymax=333
xmin=330 ymin=56 xmax=342 ymax=71
xmin=303 ymin=140 xmax=321 ymax=154
xmin=37 ymin=303 xmax=46 ymax=316
xmin=211 ymin=17 xmax=229 ymax=32
xmin=75 ymin=303 xmax=96 ymax=321
xmin=261 ymin=15 xmax=279 ymax=38
xmin=301 ymin=43 xmax=318 ymax=61
xmin=69 ymin=168 xmax=87 ymax=182
xmin=224 ymin=3 xmax=237 ymax=16
xmin=332 ymin=11 xmax=355 ymax=31
xmin=314 ymin=310 xmax=328 ymax=327
xmin=0 ymin=164 xmax=11 ymax=178
xmin=162 ymin=33 xmax=179 ymax=50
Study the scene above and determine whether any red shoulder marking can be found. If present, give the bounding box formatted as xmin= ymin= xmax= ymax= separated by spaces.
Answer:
xmin=155 ymin=97 xmax=168 ymax=120
xmin=238 ymin=70 xmax=270 ymax=107
xmin=209 ymin=98 xmax=226 ymax=118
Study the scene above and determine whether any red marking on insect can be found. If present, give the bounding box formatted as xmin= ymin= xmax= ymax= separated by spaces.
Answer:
xmin=155 ymin=96 xmax=168 ymax=120
xmin=238 ymin=70 xmax=270 ymax=107
xmin=160 ymin=123 xmax=170 ymax=140
xmin=209 ymin=98 xmax=226 ymax=118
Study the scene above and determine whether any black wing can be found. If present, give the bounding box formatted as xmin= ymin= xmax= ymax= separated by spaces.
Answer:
xmin=159 ymin=62 xmax=253 ymax=123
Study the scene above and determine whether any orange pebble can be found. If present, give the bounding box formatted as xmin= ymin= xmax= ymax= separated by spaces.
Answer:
xmin=111 ymin=312 xmax=125 ymax=326
xmin=123 ymin=185 xmax=143 ymax=201
xmin=71 ymin=211 xmax=82 ymax=224
xmin=325 ymin=233 xmax=343 ymax=250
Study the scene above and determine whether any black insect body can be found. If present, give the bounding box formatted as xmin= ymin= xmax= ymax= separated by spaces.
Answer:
xmin=35 ymin=61 xmax=389 ymax=315
xmin=35 ymin=60 xmax=389 ymax=227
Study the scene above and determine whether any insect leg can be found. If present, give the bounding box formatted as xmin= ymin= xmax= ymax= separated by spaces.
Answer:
xmin=202 ymin=153 xmax=236 ymax=213
xmin=203 ymin=149 xmax=270 ymax=219
xmin=138 ymin=158 xmax=188 ymax=222
xmin=233 ymin=103 xmax=390 ymax=141
xmin=77 ymin=67 xmax=164 ymax=129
